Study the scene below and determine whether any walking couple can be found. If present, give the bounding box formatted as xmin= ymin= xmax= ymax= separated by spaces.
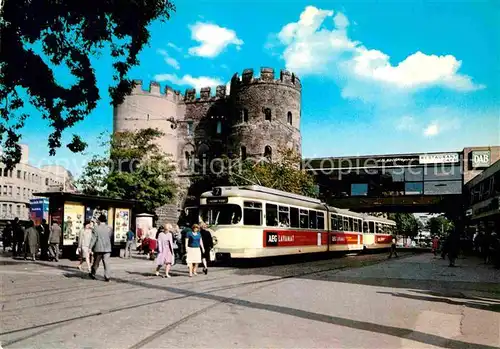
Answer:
xmin=185 ymin=223 xmax=213 ymax=277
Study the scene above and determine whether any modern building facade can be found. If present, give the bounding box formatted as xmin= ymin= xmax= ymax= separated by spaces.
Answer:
xmin=465 ymin=158 xmax=500 ymax=233
xmin=304 ymin=146 xmax=500 ymax=213
xmin=0 ymin=145 xmax=73 ymax=223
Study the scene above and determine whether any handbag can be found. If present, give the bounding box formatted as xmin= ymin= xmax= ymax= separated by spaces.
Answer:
xmin=209 ymin=248 xmax=216 ymax=262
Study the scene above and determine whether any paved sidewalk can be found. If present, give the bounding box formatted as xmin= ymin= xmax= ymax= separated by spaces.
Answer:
xmin=1 ymin=251 xmax=499 ymax=348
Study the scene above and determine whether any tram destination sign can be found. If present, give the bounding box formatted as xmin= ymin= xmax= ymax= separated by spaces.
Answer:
xmin=207 ymin=197 xmax=228 ymax=204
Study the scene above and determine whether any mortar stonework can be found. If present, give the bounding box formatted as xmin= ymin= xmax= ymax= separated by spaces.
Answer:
xmin=113 ymin=68 xmax=302 ymax=224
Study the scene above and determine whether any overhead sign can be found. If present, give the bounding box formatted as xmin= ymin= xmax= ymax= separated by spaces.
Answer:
xmin=419 ymin=153 xmax=459 ymax=164
xmin=471 ymin=150 xmax=490 ymax=168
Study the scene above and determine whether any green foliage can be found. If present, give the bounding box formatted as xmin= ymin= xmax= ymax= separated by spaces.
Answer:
xmin=0 ymin=0 xmax=175 ymax=169
xmin=426 ymin=215 xmax=454 ymax=238
xmin=389 ymin=213 xmax=420 ymax=237
xmin=191 ymin=146 xmax=318 ymax=199
xmin=76 ymin=128 xmax=177 ymax=214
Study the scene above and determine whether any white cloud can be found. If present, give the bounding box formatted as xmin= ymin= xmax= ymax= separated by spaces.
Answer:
xmin=188 ymin=22 xmax=243 ymax=58
xmin=156 ymin=49 xmax=180 ymax=70
xmin=167 ymin=42 xmax=182 ymax=52
xmin=423 ymin=122 xmax=439 ymax=137
xmin=395 ymin=106 xmax=462 ymax=138
xmin=153 ymin=73 xmax=223 ymax=91
xmin=271 ymin=6 xmax=484 ymax=94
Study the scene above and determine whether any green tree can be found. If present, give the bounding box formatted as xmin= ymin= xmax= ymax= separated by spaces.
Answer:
xmin=426 ymin=215 xmax=454 ymax=238
xmin=0 ymin=0 xmax=175 ymax=169
xmin=390 ymin=213 xmax=419 ymax=237
xmin=76 ymin=128 xmax=177 ymax=213
xmin=191 ymin=146 xmax=318 ymax=199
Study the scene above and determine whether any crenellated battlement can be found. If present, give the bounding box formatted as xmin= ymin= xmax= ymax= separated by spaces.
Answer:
xmin=131 ymin=80 xmax=183 ymax=102
xmin=183 ymin=85 xmax=227 ymax=103
xmin=230 ymin=67 xmax=301 ymax=91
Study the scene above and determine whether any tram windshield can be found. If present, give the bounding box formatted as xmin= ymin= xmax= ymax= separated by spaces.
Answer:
xmin=200 ymin=204 xmax=242 ymax=225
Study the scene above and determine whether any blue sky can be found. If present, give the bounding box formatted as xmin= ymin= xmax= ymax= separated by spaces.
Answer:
xmin=20 ymin=0 xmax=500 ymax=175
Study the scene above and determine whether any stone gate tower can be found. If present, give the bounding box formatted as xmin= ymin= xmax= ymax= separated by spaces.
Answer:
xmin=113 ymin=67 xmax=302 ymax=224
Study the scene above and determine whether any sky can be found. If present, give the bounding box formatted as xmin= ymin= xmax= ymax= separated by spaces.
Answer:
xmin=19 ymin=0 xmax=500 ymax=176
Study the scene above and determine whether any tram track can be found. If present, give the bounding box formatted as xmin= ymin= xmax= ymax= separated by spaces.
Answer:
xmin=0 ymin=251 xmax=416 ymax=348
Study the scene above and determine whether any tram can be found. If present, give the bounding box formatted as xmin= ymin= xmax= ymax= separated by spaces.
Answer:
xmin=199 ymin=185 xmax=396 ymax=259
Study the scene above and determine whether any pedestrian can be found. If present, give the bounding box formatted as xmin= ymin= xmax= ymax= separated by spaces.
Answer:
xmin=39 ymin=219 xmax=50 ymax=260
xmin=185 ymin=224 xmax=205 ymax=277
xmin=48 ymin=220 xmax=62 ymax=262
xmin=123 ymin=228 xmax=135 ymax=258
xmin=199 ymin=222 xmax=213 ymax=274
xmin=155 ymin=224 xmax=174 ymax=277
xmin=23 ymin=220 xmax=39 ymax=261
xmin=77 ymin=220 xmax=93 ymax=271
xmin=2 ymin=221 xmax=12 ymax=253
xmin=388 ymin=234 xmax=398 ymax=258
xmin=432 ymin=236 xmax=439 ymax=257
xmin=89 ymin=214 xmax=112 ymax=282
xmin=11 ymin=217 xmax=25 ymax=258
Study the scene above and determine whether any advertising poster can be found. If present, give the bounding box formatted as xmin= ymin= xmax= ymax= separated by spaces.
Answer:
xmin=114 ymin=208 xmax=130 ymax=243
xmin=50 ymin=206 xmax=63 ymax=227
xmin=30 ymin=198 xmax=49 ymax=225
xmin=135 ymin=215 xmax=153 ymax=242
xmin=85 ymin=205 xmax=109 ymax=224
xmin=108 ymin=207 xmax=115 ymax=227
xmin=63 ymin=202 xmax=84 ymax=246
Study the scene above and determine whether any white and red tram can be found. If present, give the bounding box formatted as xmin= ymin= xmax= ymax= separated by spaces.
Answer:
xmin=199 ymin=185 xmax=395 ymax=259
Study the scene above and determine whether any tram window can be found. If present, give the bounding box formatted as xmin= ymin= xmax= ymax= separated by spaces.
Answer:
xmin=348 ymin=218 xmax=354 ymax=232
xmin=200 ymin=204 xmax=242 ymax=225
xmin=243 ymin=201 xmax=262 ymax=226
xmin=331 ymin=215 xmax=338 ymax=230
xmin=343 ymin=217 xmax=350 ymax=232
xmin=278 ymin=206 xmax=290 ymax=227
xmin=363 ymin=222 xmax=369 ymax=233
xmin=338 ymin=215 xmax=344 ymax=231
xmin=309 ymin=210 xmax=317 ymax=229
xmin=353 ymin=219 xmax=359 ymax=232
xmin=369 ymin=221 xmax=375 ymax=233
xmin=299 ymin=209 xmax=309 ymax=228
xmin=266 ymin=204 xmax=278 ymax=226
xmin=317 ymin=212 xmax=325 ymax=230
xmin=290 ymin=207 xmax=299 ymax=228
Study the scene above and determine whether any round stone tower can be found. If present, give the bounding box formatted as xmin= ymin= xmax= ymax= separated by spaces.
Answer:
xmin=113 ymin=80 xmax=182 ymax=162
xmin=229 ymin=67 xmax=302 ymax=160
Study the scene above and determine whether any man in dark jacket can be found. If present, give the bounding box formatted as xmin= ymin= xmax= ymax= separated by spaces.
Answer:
xmin=199 ymin=222 xmax=214 ymax=274
xmin=12 ymin=218 xmax=25 ymax=258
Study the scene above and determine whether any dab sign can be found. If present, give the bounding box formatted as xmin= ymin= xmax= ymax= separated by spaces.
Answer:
xmin=471 ymin=151 xmax=490 ymax=168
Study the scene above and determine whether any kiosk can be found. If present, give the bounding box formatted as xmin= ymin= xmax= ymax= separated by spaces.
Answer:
xmin=33 ymin=192 xmax=137 ymax=258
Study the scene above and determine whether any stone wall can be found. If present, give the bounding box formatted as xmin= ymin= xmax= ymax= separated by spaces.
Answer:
xmin=113 ymin=67 xmax=302 ymax=224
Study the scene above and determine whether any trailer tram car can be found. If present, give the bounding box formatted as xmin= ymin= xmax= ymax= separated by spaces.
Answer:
xmin=199 ymin=185 xmax=396 ymax=260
